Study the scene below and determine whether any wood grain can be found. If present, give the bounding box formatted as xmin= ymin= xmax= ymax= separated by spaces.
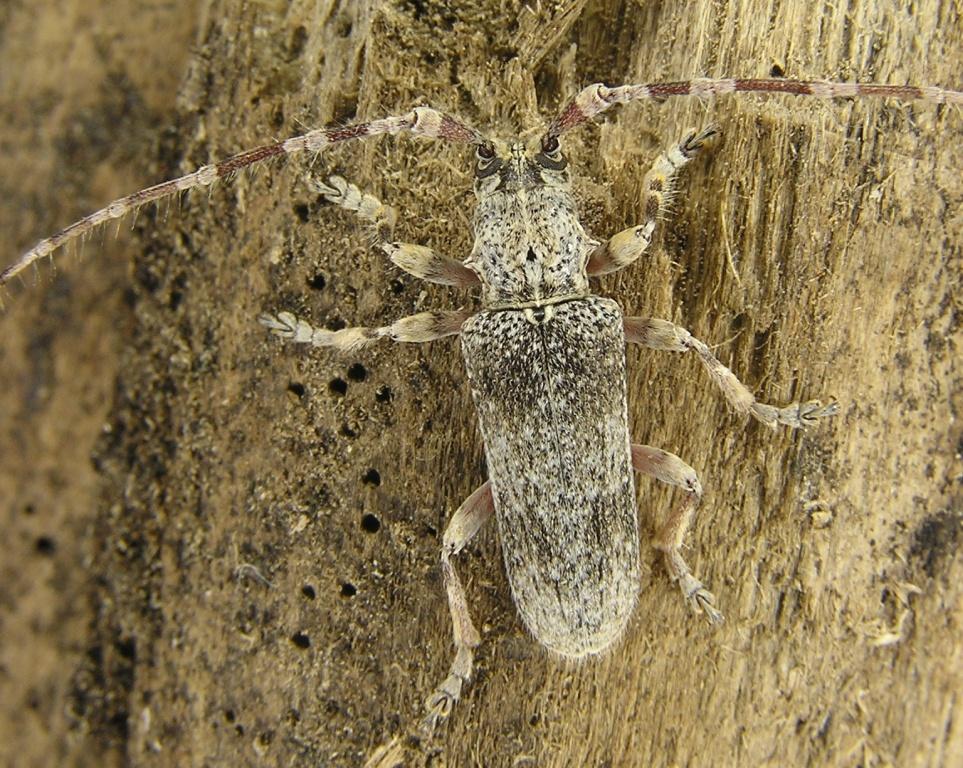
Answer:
xmin=1 ymin=1 xmax=959 ymax=766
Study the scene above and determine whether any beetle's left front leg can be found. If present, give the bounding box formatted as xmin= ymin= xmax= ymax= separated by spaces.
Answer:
xmin=422 ymin=481 xmax=494 ymax=735
xmin=625 ymin=317 xmax=838 ymax=429
xmin=313 ymin=175 xmax=480 ymax=287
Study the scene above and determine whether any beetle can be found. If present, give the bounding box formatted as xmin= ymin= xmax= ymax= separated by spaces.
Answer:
xmin=3 ymin=6 xmax=960 ymax=760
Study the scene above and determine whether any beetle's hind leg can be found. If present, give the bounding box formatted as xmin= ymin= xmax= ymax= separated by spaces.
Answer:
xmin=421 ymin=481 xmax=495 ymax=735
xmin=631 ymin=444 xmax=724 ymax=625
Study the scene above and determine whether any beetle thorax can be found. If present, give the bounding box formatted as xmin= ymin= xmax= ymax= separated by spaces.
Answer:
xmin=465 ymin=140 xmax=596 ymax=309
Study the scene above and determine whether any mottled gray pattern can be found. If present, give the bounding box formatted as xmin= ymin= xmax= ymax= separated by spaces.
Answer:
xmin=461 ymin=298 xmax=638 ymax=657
xmin=465 ymin=142 xmax=597 ymax=307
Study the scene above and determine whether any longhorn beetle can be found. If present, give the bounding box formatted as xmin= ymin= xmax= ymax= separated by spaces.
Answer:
xmin=3 ymin=74 xmax=960 ymax=738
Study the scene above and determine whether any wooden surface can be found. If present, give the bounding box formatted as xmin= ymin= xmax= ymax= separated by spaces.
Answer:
xmin=1 ymin=1 xmax=960 ymax=766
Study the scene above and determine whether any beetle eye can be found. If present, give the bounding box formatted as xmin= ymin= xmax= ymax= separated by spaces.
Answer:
xmin=536 ymin=134 xmax=565 ymax=171
xmin=476 ymin=142 xmax=495 ymax=161
xmin=541 ymin=135 xmax=560 ymax=154
xmin=474 ymin=143 xmax=503 ymax=179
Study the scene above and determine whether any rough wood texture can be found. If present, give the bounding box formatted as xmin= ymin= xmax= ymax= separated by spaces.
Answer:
xmin=1 ymin=1 xmax=959 ymax=766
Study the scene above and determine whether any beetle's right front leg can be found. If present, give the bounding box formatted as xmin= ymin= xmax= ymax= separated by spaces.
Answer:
xmin=587 ymin=127 xmax=718 ymax=276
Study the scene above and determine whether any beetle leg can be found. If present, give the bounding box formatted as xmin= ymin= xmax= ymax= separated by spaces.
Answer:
xmin=259 ymin=309 xmax=470 ymax=352
xmin=312 ymin=175 xmax=480 ymax=287
xmin=624 ymin=316 xmax=839 ymax=429
xmin=631 ymin=444 xmax=723 ymax=625
xmin=422 ymin=481 xmax=494 ymax=734
xmin=587 ymin=127 xmax=718 ymax=276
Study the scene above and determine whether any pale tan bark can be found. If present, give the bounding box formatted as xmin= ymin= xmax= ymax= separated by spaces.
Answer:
xmin=1 ymin=1 xmax=960 ymax=766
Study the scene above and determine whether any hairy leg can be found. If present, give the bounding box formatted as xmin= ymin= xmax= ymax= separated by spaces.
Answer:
xmin=631 ymin=444 xmax=722 ymax=624
xmin=587 ymin=127 xmax=717 ymax=276
xmin=259 ymin=309 xmax=470 ymax=352
xmin=422 ymin=481 xmax=495 ymax=734
xmin=624 ymin=316 xmax=838 ymax=429
xmin=312 ymin=175 xmax=479 ymax=287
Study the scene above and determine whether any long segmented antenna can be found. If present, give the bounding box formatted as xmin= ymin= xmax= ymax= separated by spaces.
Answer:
xmin=5 ymin=78 xmax=961 ymax=290
xmin=1 ymin=107 xmax=484 ymax=288
xmin=545 ymin=78 xmax=963 ymax=138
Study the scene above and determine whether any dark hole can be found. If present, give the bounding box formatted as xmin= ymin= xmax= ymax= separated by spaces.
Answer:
xmin=306 ymin=272 xmax=326 ymax=290
xmin=336 ymin=16 xmax=353 ymax=37
xmin=71 ymin=688 xmax=89 ymax=718
xmin=107 ymin=712 xmax=127 ymax=734
xmin=135 ymin=263 xmax=161 ymax=293
xmin=347 ymin=363 xmax=367 ymax=382
xmin=526 ymin=246 xmax=537 ymax=262
xmin=529 ymin=714 xmax=540 ymax=726
xmin=235 ymin=724 xmax=245 ymax=736
xmin=257 ymin=731 xmax=274 ymax=747
xmin=375 ymin=385 xmax=393 ymax=403
xmin=24 ymin=504 xmax=35 ymax=515
xmin=291 ymin=631 xmax=311 ymax=649
xmin=909 ymin=510 xmax=961 ymax=578
xmin=340 ymin=582 xmax=357 ymax=597
xmin=328 ymin=317 xmax=346 ymax=331
xmin=287 ymin=382 xmax=306 ymax=398
xmin=169 ymin=291 xmax=183 ymax=311
xmin=362 ymin=468 xmax=381 ymax=486
xmin=409 ymin=0 xmax=428 ymax=19
xmin=287 ymin=708 xmax=301 ymax=725
xmin=224 ymin=709 xmax=236 ymax=723
xmin=35 ymin=536 xmax=56 ymax=555
xmin=288 ymin=25 xmax=308 ymax=59
xmin=302 ymin=584 xmax=316 ymax=600
xmin=361 ymin=514 xmax=381 ymax=533
xmin=115 ymin=637 xmax=136 ymax=660
xmin=770 ymin=64 xmax=785 ymax=77
xmin=340 ymin=423 xmax=358 ymax=438
xmin=390 ymin=278 xmax=405 ymax=295
xmin=328 ymin=378 xmax=348 ymax=396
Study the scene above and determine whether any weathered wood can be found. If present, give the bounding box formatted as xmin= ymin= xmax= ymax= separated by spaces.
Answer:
xmin=1 ymin=1 xmax=959 ymax=766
